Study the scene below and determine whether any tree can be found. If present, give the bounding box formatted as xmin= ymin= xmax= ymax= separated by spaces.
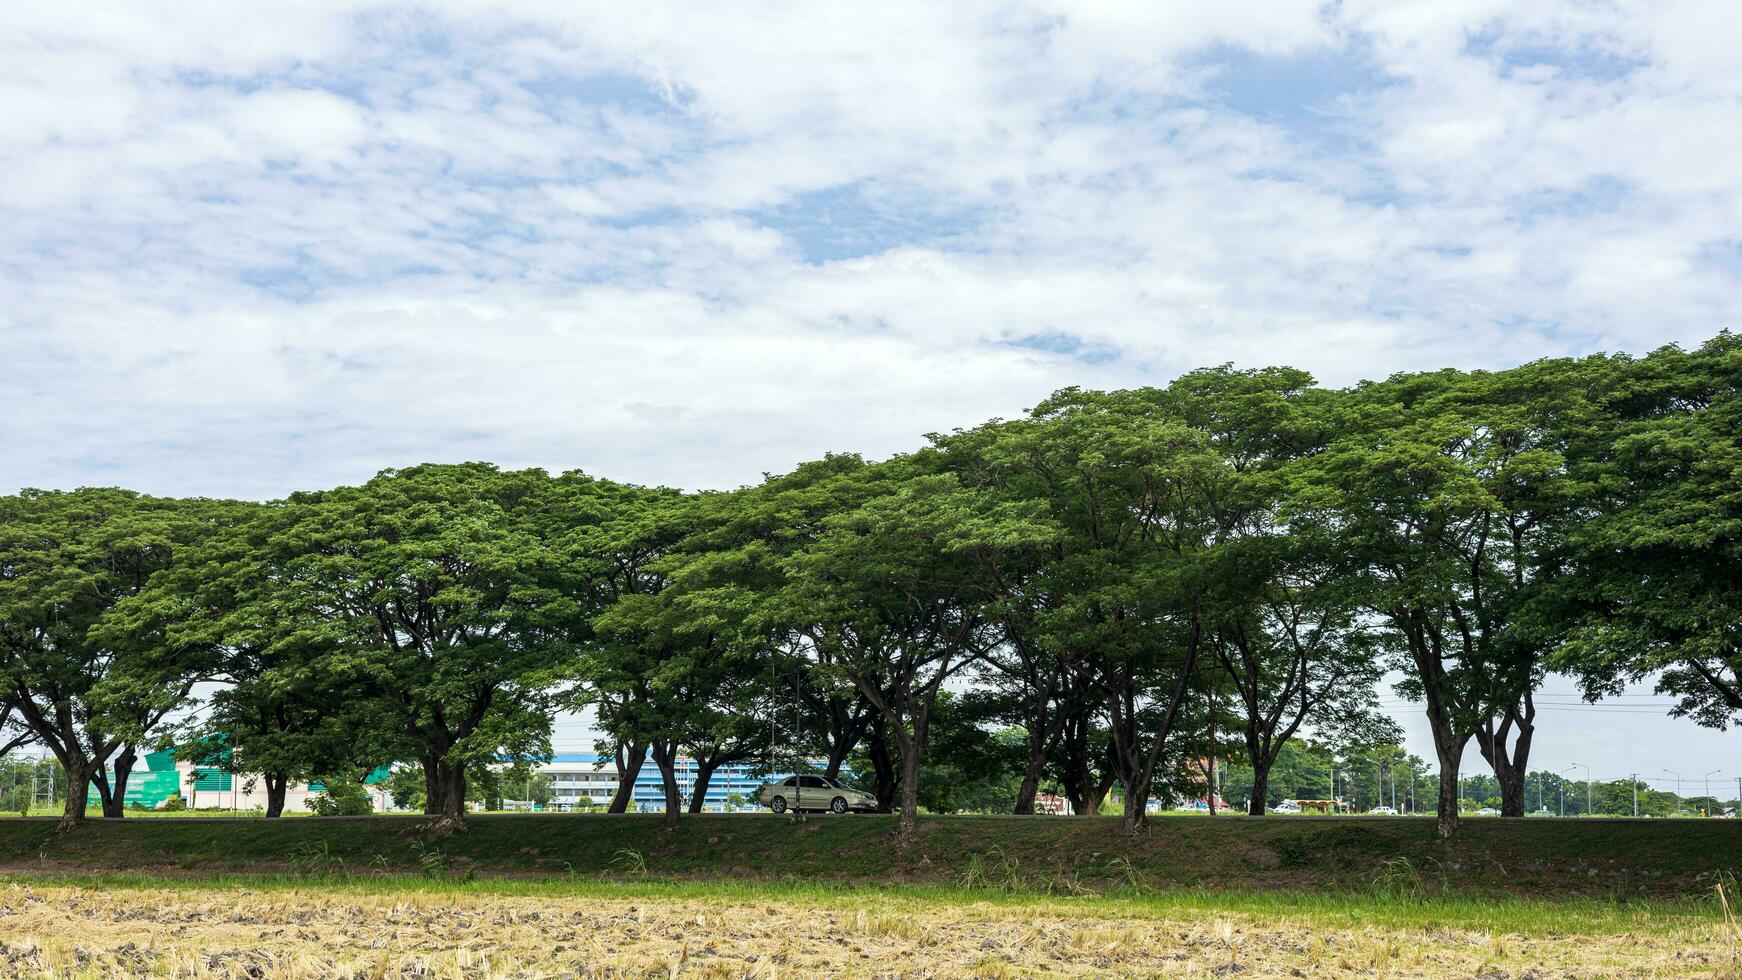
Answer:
xmin=186 ymin=464 xmax=575 ymax=833
xmin=1157 ymin=365 xmax=1390 ymax=816
xmin=775 ymin=458 xmax=1034 ymax=836
xmin=1292 ymin=358 xmax=1609 ymax=832
xmin=1554 ymin=334 xmax=1742 ymax=729
xmin=562 ymin=483 xmax=749 ymax=826
xmin=113 ymin=499 xmax=376 ymax=819
xmin=960 ymin=389 xmax=1228 ymax=833
xmin=0 ymin=489 xmax=221 ymax=829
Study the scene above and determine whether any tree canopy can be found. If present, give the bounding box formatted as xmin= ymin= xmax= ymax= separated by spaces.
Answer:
xmin=3 ymin=335 xmax=1734 ymax=835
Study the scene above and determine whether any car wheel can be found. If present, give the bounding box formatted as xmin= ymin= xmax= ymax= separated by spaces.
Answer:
xmin=831 ymin=797 xmax=848 ymax=814
xmin=771 ymin=796 xmax=787 ymax=814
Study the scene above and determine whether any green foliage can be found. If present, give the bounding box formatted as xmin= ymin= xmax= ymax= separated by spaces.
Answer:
xmin=8 ymin=335 xmax=1742 ymax=839
xmin=1553 ymin=334 xmax=1742 ymax=731
xmin=306 ymin=778 xmax=374 ymax=816
xmin=0 ymin=490 xmax=237 ymax=823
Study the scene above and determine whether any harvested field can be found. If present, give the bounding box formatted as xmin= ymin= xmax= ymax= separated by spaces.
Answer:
xmin=0 ymin=878 xmax=1737 ymax=978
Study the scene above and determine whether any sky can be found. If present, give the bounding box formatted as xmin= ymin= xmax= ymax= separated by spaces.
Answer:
xmin=4 ymin=2 xmax=1740 ymax=790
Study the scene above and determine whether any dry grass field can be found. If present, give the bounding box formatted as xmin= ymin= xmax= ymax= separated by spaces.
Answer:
xmin=2 ymin=876 xmax=1739 ymax=978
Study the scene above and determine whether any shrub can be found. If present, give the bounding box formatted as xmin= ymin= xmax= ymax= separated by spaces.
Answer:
xmin=160 ymin=793 xmax=186 ymax=812
xmin=307 ymin=779 xmax=375 ymax=816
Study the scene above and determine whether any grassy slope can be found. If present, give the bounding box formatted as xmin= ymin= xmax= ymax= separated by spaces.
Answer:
xmin=1 ymin=813 xmax=1737 ymax=899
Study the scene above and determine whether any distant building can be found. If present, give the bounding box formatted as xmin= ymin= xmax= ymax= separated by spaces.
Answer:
xmin=85 ymin=749 xmax=392 ymax=812
xmin=1033 ymin=792 xmax=1072 ymax=815
xmin=534 ymin=753 xmax=765 ymax=812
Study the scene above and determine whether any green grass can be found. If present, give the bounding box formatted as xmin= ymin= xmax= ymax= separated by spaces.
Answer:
xmin=2 ymin=812 xmax=1737 ymax=902
xmin=0 ymin=868 xmax=1722 ymax=938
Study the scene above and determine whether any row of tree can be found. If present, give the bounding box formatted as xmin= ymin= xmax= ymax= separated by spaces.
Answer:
xmin=2 ymin=334 xmax=1738 ymax=837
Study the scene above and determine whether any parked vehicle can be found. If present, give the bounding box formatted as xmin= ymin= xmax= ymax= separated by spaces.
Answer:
xmin=1475 ymin=807 xmax=1501 ymax=816
xmin=1272 ymin=799 xmax=1302 ymax=813
xmin=758 ymin=775 xmax=878 ymax=814
xmin=1367 ymin=805 xmax=1398 ymax=815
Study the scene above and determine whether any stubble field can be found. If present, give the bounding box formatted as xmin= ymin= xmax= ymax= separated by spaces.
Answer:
xmin=1 ymin=876 xmax=1738 ymax=978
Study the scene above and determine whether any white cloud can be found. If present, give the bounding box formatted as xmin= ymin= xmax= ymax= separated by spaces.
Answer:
xmin=2 ymin=0 xmax=1741 ymax=504
xmin=4 ymin=0 xmax=1740 ymax=778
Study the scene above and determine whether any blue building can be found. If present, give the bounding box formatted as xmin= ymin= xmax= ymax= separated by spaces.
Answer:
xmin=535 ymin=753 xmax=767 ymax=812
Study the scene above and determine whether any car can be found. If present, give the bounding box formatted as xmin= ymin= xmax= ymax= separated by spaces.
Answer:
xmin=758 ymin=774 xmax=878 ymax=814
xmin=1475 ymin=807 xmax=1501 ymax=816
xmin=1368 ymin=805 xmax=1398 ymax=815
xmin=1272 ymin=800 xmax=1302 ymax=813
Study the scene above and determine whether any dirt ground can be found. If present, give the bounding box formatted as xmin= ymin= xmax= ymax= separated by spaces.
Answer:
xmin=0 ymin=881 xmax=1737 ymax=978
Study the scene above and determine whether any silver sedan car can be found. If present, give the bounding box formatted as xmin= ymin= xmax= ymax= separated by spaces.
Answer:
xmin=758 ymin=775 xmax=878 ymax=814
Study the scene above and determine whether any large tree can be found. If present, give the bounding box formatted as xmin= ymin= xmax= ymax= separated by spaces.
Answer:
xmin=0 ymin=489 xmax=222 ymax=828
xmin=188 ymin=464 xmax=576 ymax=832
xmin=1160 ymin=367 xmax=1390 ymax=816
xmin=948 ymin=388 xmax=1230 ymax=833
xmin=1554 ymin=334 xmax=1742 ymax=728
xmin=773 ymin=458 xmax=1043 ymax=836
xmin=1294 ymin=357 xmax=1611 ymax=832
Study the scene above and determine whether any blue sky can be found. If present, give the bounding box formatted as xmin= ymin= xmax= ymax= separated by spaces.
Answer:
xmin=3 ymin=1 xmax=1741 ymax=779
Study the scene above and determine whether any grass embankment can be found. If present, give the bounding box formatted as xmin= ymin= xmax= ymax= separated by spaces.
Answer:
xmin=2 ymin=813 xmax=1738 ymax=900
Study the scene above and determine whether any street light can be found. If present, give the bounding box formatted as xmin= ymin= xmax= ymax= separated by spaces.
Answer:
xmin=1663 ymin=769 xmax=1681 ymax=814
xmin=1705 ymin=770 xmax=1723 ymax=815
xmin=1569 ymin=763 xmax=1591 ymax=816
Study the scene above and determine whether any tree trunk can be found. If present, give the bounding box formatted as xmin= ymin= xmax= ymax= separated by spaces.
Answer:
xmin=896 ymin=734 xmax=921 ymax=837
xmin=1059 ymin=707 xmax=1100 ymax=817
xmin=689 ymin=762 xmax=717 ymax=814
xmin=867 ymin=727 xmax=897 ymax=814
xmin=264 ymin=772 xmax=288 ymax=818
xmin=650 ymin=743 xmax=682 ymax=828
xmin=101 ymin=747 xmax=137 ymax=818
xmin=1013 ymin=757 xmax=1044 ymax=815
xmin=1013 ymin=715 xmax=1064 ymax=815
xmin=421 ymin=756 xmax=443 ymax=816
xmin=427 ymin=760 xmax=467 ymax=835
xmin=1248 ymin=761 xmax=1271 ymax=816
xmin=57 ymin=757 xmax=91 ymax=833
xmin=1433 ymin=732 xmax=1466 ymax=839
xmin=1474 ymin=696 xmax=1535 ymax=818
xmin=607 ymin=741 xmax=646 ymax=814
xmin=1120 ymin=775 xmax=1150 ymax=835
xmin=1086 ymin=770 xmax=1116 ymax=816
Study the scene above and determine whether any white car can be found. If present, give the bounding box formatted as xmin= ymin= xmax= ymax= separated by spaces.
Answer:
xmin=757 ymin=775 xmax=878 ymax=814
xmin=1368 ymin=805 xmax=1398 ymax=815
xmin=1272 ymin=800 xmax=1302 ymax=813
xmin=1475 ymin=807 xmax=1501 ymax=816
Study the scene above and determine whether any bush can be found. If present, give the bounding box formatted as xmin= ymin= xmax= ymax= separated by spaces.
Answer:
xmin=307 ymin=779 xmax=375 ymax=816
xmin=160 ymin=793 xmax=186 ymax=812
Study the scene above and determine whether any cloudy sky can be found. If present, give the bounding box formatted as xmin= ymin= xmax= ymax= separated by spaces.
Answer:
xmin=4 ymin=2 xmax=1740 ymax=787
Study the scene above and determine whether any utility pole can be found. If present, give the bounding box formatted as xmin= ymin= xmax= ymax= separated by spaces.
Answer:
xmin=1570 ymin=763 xmax=1591 ymax=816
xmin=1662 ymin=769 xmax=1681 ymax=814
xmin=1631 ymin=773 xmax=1639 ymax=817
xmin=1705 ymin=770 xmax=1722 ymax=815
